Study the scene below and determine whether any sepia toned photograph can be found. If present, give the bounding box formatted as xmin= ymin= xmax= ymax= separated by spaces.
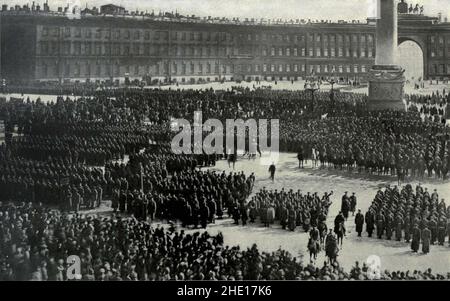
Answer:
xmin=0 ymin=0 xmax=449 ymax=287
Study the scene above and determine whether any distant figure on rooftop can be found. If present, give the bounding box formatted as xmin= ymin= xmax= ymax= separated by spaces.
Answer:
xmin=398 ymin=0 xmax=408 ymax=14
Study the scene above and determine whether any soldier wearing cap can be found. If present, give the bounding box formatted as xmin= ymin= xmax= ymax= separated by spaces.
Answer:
xmin=354 ymin=209 xmax=364 ymax=237
xmin=376 ymin=210 xmax=385 ymax=239
xmin=421 ymin=225 xmax=431 ymax=254
xmin=437 ymin=217 xmax=447 ymax=246
xmin=280 ymin=203 xmax=288 ymax=230
xmin=350 ymin=193 xmax=357 ymax=217
xmin=365 ymin=208 xmax=375 ymax=238
xmin=207 ymin=198 xmax=216 ymax=224
xmin=411 ymin=223 xmax=421 ymax=253
xmin=385 ymin=212 xmax=393 ymax=240
xmin=341 ymin=192 xmax=350 ymax=221
xmin=404 ymin=214 xmax=411 ymax=242
xmin=428 ymin=217 xmax=438 ymax=245
xmin=199 ymin=200 xmax=209 ymax=229
xmin=395 ymin=214 xmax=403 ymax=242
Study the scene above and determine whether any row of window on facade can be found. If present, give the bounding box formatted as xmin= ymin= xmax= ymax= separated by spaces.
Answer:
xmin=429 ymin=47 xmax=450 ymax=58
xmin=39 ymin=25 xmax=375 ymax=45
xmin=264 ymin=46 xmax=374 ymax=58
xmin=38 ymin=41 xmax=235 ymax=57
xmin=255 ymin=64 xmax=368 ymax=74
xmin=39 ymin=62 xmax=229 ymax=77
xmin=429 ymin=64 xmax=450 ymax=75
xmin=429 ymin=36 xmax=448 ymax=45
xmin=38 ymin=61 xmax=369 ymax=77
xmin=38 ymin=41 xmax=375 ymax=58
xmin=41 ymin=26 xmax=233 ymax=42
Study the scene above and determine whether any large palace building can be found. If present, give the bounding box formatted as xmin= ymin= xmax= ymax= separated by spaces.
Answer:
xmin=0 ymin=2 xmax=449 ymax=85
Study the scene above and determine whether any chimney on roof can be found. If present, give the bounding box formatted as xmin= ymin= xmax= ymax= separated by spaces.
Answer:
xmin=58 ymin=7 xmax=63 ymax=13
xmin=36 ymin=4 xmax=40 ymax=11
xmin=1 ymin=5 xmax=7 ymax=11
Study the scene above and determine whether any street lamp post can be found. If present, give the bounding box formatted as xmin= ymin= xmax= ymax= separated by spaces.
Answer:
xmin=304 ymin=75 xmax=320 ymax=113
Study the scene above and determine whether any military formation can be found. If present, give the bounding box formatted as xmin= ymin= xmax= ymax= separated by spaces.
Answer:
xmin=407 ymin=91 xmax=449 ymax=125
xmin=364 ymin=185 xmax=450 ymax=254
xmin=283 ymin=111 xmax=450 ymax=180
xmin=247 ymin=189 xmax=332 ymax=232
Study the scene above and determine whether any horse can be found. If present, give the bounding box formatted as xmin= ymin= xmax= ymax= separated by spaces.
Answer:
xmin=335 ymin=222 xmax=346 ymax=247
xmin=318 ymin=222 xmax=328 ymax=245
xmin=325 ymin=237 xmax=339 ymax=265
xmin=307 ymin=237 xmax=320 ymax=263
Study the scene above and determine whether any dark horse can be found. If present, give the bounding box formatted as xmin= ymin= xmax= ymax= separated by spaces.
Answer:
xmin=318 ymin=221 xmax=328 ymax=245
xmin=325 ymin=236 xmax=339 ymax=265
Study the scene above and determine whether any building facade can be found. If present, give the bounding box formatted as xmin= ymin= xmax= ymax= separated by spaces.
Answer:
xmin=0 ymin=3 xmax=449 ymax=85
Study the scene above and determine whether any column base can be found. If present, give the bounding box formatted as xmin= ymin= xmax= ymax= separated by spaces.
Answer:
xmin=368 ymin=65 xmax=406 ymax=111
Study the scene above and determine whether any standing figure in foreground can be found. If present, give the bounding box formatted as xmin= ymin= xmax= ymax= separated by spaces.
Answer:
xmin=355 ymin=209 xmax=365 ymax=237
xmin=269 ymin=163 xmax=276 ymax=182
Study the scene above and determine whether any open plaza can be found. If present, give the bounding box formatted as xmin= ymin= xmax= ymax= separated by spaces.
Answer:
xmin=0 ymin=0 xmax=450 ymax=282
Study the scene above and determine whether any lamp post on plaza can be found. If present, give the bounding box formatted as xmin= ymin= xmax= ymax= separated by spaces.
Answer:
xmin=327 ymin=70 xmax=337 ymax=111
xmin=304 ymin=73 xmax=320 ymax=113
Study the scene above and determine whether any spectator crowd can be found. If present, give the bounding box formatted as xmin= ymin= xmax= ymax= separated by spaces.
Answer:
xmin=1 ymin=203 xmax=449 ymax=281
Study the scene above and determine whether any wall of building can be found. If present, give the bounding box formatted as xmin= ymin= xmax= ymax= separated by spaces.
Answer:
xmin=1 ymin=16 xmax=38 ymax=83
xmin=1 ymin=12 xmax=449 ymax=84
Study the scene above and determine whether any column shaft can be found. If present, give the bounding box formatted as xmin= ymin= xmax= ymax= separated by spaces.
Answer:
xmin=375 ymin=0 xmax=397 ymax=66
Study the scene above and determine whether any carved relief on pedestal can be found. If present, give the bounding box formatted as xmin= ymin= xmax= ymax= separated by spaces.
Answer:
xmin=368 ymin=68 xmax=405 ymax=82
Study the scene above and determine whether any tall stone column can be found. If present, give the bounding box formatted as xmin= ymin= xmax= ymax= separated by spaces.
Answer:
xmin=368 ymin=0 xmax=406 ymax=111
xmin=375 ymin=0 xmax=397 ymax=66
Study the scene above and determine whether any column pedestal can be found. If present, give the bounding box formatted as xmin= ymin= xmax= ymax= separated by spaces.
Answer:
xmin=368 ymin=65 xmax=406 ymax=111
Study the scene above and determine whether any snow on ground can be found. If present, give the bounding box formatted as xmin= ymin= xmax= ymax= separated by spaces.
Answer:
xmin=192 ymin=153 xmax=450 ymax=274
